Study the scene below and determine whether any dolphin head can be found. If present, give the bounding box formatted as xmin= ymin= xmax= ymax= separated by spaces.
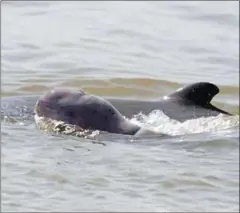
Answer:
xmin=35 ymin=88 xmax=140 ymax=135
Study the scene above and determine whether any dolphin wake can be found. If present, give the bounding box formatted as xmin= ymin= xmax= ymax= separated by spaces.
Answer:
xmin=130 ymin=110 xmax=239 ymax=136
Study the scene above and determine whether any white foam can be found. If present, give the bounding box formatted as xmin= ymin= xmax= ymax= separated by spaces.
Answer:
xmin=130 ymin=110 xmax=239 ymax=136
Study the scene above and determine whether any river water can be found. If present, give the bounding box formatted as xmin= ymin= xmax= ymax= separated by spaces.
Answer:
xmin=1 ymin=1 xmax=239 ymax=212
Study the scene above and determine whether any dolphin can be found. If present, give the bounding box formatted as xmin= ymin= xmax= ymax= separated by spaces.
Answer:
xmin=1 ymin=82 xmax=231 ymax=132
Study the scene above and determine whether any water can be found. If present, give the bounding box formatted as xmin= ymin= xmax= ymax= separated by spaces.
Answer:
xmin=1 ymin=1 xmax=239 ymax=212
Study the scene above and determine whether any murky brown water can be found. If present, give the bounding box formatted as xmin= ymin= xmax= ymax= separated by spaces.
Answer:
xmin=1 ymin=1 xmax=239 ymax=212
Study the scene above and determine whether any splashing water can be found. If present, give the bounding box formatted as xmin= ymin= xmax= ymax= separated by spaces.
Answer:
xmin=130 ymin=110 xmax=239 ymax=136
xmin=34 ymin=114 xmax=101 ymax=140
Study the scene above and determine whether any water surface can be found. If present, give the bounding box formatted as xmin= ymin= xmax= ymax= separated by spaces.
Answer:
xmin=1 ymin=1 xmax=239 ymax=212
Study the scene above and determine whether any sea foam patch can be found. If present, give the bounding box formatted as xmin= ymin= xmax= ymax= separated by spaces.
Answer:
xmin=130 ymin=110 xmax=239 ymax=136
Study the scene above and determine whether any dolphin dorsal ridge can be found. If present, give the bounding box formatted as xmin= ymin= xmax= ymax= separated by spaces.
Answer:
xmin=166 ymin=82 xmax=220 ymax=106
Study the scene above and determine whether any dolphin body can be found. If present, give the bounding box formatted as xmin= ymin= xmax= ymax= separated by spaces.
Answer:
xmin=1 ymin=82 xmax=231 ymax=134
xmin=109 ymin=82 xmax=231 ymax=122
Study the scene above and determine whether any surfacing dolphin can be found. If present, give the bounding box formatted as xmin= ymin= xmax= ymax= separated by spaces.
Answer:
xmin=1 ymin=82 xmax=231 ymax=136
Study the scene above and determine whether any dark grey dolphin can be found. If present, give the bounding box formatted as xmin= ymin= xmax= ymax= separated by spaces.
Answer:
xmin=1 ymin=82 xmax=231 ymax=132
xmin=109 ymin=82 xmax=232 ymax=122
